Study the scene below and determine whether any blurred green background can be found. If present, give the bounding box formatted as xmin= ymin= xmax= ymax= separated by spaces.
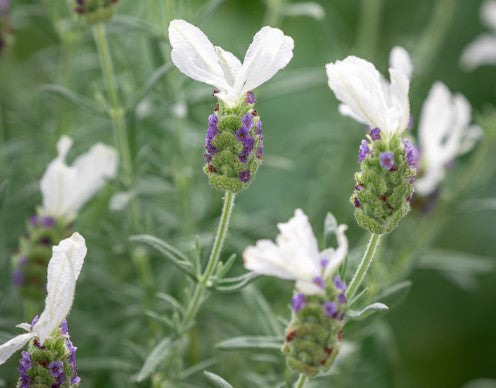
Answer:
xmin=1 ymin=0 xmax=495 ymax=387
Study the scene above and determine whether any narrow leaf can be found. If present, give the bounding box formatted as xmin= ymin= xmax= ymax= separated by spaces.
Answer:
xmin=347 ymin=302 xmax=389 ymax=321
xmin=375 ymin=281 xmax=411 ymax=308
xmin=204 ymin=371 xmax=233 ymax=388
xmin=41 ymin=84 xmax=105 ymax=115
xmin=216 ymin=336 xmax=282 ymax=351
xmin=136 ymin=337 xmax=173 ymax=382
xmin=127 ymin=63 xmax=173 ymax=110
xmin=215 ymin=272 xmax=261 ymax=292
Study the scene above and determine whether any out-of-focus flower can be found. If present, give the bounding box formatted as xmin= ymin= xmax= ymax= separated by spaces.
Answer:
xmin=415 ymin=82 xmax=483 ymax=196
xmin=460 ymin=0 xmax=496 ymax=70
xmin=40 ymin=135 xmax=118 ymax=222
xmin=0 ymin=233 xmax=86 ymax=364
xmin=168 ymin=19 xmax=294 ymax=108
xmin=243 ymin=209 xmax=348 ymax=295
xmin=326 ymin=47 xmax=412 ymax=140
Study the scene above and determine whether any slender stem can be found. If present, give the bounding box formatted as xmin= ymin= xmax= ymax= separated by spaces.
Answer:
xmin=180 ymin=191 xmax=236 ymax=332
xmin=295 ymin=374 xmax=308 ymax=388
xmin=346 ymin=233 xmax=382 ymax=300
xmin=355 ymin=0 xmax=384 ymax=57
xmin=92 ymin=23 xmax=133 ymax=188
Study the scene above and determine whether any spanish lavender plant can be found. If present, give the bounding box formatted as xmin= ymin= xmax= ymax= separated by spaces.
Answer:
xmin=326 ymin=47 xmax=418 ymax=235
xmin=12 ymin=136 xmax=117 ymax=303
xmin=244 ymin=210 xmax=349 ymax=377
xmin=1 ymin=233 xmax=86 ymax=386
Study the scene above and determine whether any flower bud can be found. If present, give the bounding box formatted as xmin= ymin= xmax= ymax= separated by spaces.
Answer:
xmin=350 ymin=129 xmax=417 ymax=234
xmin=17 ymin=319 xmax=80 ymax=387
xmin=282 ymin=276 xmax=348 ymax=377
xmin=72 ymin=0 xmax=118 ymax=24
xmin=203 ymin=92 xmax=264 ymax=193
xmin=12 ymin=214 xmax=71 ymax=303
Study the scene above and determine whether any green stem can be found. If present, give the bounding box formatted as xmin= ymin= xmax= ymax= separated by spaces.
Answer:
xmin=92 ymin=23 xmax=133 ymax=188
xmin=346 ymin=233 xmax=382 ymax=300
xmin=355 ymin=0 xmax=384 ymax=58
xmin=180 ymin=191 xmax=236 ymax=332
xmin=294 ymin=374 xmax=308 ymax=388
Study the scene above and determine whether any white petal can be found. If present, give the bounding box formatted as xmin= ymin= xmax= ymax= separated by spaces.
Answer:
xmin=457 ymin=125 xmax=484 ymax=155
xmin=326 ymin=56 xmax=391 ymax=133
xmin=322 ymin=224 xmax=348 ymax=278
xmin=295 ymin=280 xmax=324 ymax=295
xmin=388 ymin=67 xmax=411 ymax=133
xmin=40 ymin=138 xmax=117 ymax=221
xmin=389 ymin=46 xmax=413 ymax=80
xmin=243 ymin=209 xmax=321 ymax=291
xmin=215 ymin=46 xmax=242 ymax=86
xmin=460 ymin=34 xmax=496 ymax=71
xmin=235 ymin=26 xmax=294 ymax=96
xmin=0 ymin=333 xmax=36 ymax=365
xmin=415 ymin=167 xmax=445 ymax=196
xmin=169 ymin=20 xmax=232 ymax=95
xmin=33 ymin=233 xmax=87 ymax=344
xmin=481 ymin=0 xmax=496 ymax=30
xmin=338 ymin=104 xmax=368 ymax=124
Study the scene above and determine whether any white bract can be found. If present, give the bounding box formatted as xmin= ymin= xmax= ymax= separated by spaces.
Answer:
xmin=168 ymin=19 xmax=294 ymax=107
xmin=460 ymin=0 xmax=496 ymax=70
xmin=415 ymin=82 xmax=483 ymax=196
xmin=41 ymin=135 xmax=118 ymax=222
xmin=0 ymin=233 xmax=87 ymax=365
xmin=326 ymin=46 xmax=412 ymax=140
xmin=243 ymin=209 xmax=348 ymax=295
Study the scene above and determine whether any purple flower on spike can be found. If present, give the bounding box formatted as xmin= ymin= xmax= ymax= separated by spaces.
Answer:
xmin=369 ymin=127 xmax=381 ymax=140
xmin=338 ymin=293 xmax=347 ymax=304
xmin=41 ymin=216 xmax=56 ymax=228
xmin=313 ymin=276 xmax=325 ymax=288
xmin=323 ymin=301 xmax=337 ymax=318
xmin=358 ymin=140 xmax=370 ymax=162
xmin=256 ymin=119 xmax=262 ymax=135
xmin=239 ymin=170 xmax=251 ymax=182
xmin=17 ymin=351 xmax=32 ymax=388
xmin=292 ymin=293 xmax=306 ymax=312
xmin=320 ymin=258 xmax=329 ymax=268
xmin=334 ymin=275 xmax=347 ymax=292
xmin=403 ymin=139 xmax=418 ymax=167
xmin=246 ymin=91 xmax=256 ymax=104
xmin=236 ymin=127 xmax=249 ymax=141
xmin=241 ymin=113 xmax=253 ymax=130
xmin=48 ymin=360 xmax=66 ymax=385
xmin=256 ymin=146 xmax=264 ymax=159
xmin=353 ymin=196 xmax=361 ymax=208
xmin=30 ymin=315 xmax=39 ymax=331
xmin=379 ymin=152 xmax=394 ymax=170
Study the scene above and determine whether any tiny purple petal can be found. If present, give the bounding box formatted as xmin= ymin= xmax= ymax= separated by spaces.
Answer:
xmin=29 ymin=214 xmax=39 ymax=226
xmin=208 ymin=113 xmax=218 ymax=128
xmin=239 ymin=170 xmax=251 ymax=182
xmin=379 ymin=152 xmax=395 ymax=171
xmin=241 ymin=113 xmax=253 ymax=130
xmin=60 ymin=320 xmax=69 ymax=336
xmin=320 ymin=258 xmax=329 ymax=268
xmin=246 ymin=91 xmax=256 ymax=104
xmin=369 ymin=128 xmax=381 ymax=140
xmin=30 ymin=315 xmax=39 ymax=331
xmin=313 ymin=276 xmax=325 ymax=288
xmin=48 ymin=361 xmax=64 ymax=378
xmin=358 ymin=139 xmax=370 ymax=163
xmin=323 ymin=301 xmax=338 ymax=318
xmin=255 ymin=119 xmax=262 ymax=135
xmin=403 ymin=139 xmax=419 ymax=167
xmin=256 ymin=146 xmax=264 ymax=159
xmin=238 ymin=150 xmax=249 ymax=164
xmin=204 ymin=153 xmax=212 ymax=163
xmin=338 ymin=293 xmax=347 ymax=304
xmin=41 ymin=216 xmax=55 ymax=228
xmin=334 ymin=275 xmax=347 ymax=292
xmin=353 ymin=196 xmax=361 ymax=208
xmin=291 ymin=293 xmax=306 ymax=312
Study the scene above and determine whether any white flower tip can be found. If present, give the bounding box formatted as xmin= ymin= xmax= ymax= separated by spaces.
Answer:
xmin=57 ymin=135 xmax=73 ymax=160
xmin=390 ymin=46 xmax=413 ymax=80
xmin=481 ymin=0 xmax=496 ymax=29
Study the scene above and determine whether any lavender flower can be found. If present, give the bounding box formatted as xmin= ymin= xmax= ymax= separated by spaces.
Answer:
xmin=379 ymin=152 xmax=395 ymax=170
xmin=369 ymin=127 xmax=381 ymax=140
xmin=17 ymin=352 xmax=32 ymax=388
xmin=241 ymin=112 xmax=253 ymax=130
xmin=291 ymin=293 xmax=306 ymax=312
xmin=239 ymin=170 xmax=251 ymax=182
xmin=312 ymin=276 xmax=325 ymax=288
xmin=333 ymin=276 xmax=347 ymax=292
xmin=323 ymin=301 xmax=337 ymax=318
xmin=358 ymin=139 xmax=370 ymax=162
xmin=403 ymin=139 xmax=418 ymax=167
xmin=246 ymin=91 xmax=256 ymax=104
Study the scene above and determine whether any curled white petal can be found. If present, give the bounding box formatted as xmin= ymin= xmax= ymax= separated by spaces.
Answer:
xmin=234 ymin=26 xmax=294 ymax=96
xmin=321 ymin=224 xmax=348 ymax=278
xmin=460 ymin=33 xmax=496 ymax=71
xmin=481 ymin=0 xmax=496 ymax=30
xmin=326 ymin=48 xmax=412 ymax=138
xmin=0 ymin=333 xmax=36 ymax=365
xmin=33 ymin=233 xmax=87 ymax=344
xmin=416 ymin=82 xmax=482 ymax=196
xmin=40 ymin=136 xmax=118 ymax=221
xmin=169 ymin=20 xmax=232 ymax=96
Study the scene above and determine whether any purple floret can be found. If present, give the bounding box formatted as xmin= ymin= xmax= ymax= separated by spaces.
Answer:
xmin=334 ymin=275 xmax=347 ymax=292
xmin=239 ymin=170 xmax=251 ymax=182
xmin=291 ymin=293 xmax=306 ymax=312
xmin=313 ymin=276 xmax=325 ymax=288
xmin=323 ymin=301 xmax=338 ymax=318
xmin=245 ymin=91 xmax=256 ymax=104
xmin=369 ymin=127 xmax=381 ymax=140
xmin=403 ymin=139 xmax=419 ymax=167
xmin=358 ymin=139 xmax=370 ymax=163
xmin=379 ymin=151 xmax=395 ymax=171
xmin=241 ymin=113 xmax=253 ymax=130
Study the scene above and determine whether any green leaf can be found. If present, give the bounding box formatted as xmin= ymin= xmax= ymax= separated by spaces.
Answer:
xmin=157 ymin=292 xmax=185 ymax=314
xmin=203 ymin=371 xmax=233 ymax=388
xmin=349 ymin=287 xmax=368 ymax=308
xmin=41 ymin=84 xmax=105 ymax=115
xmin=375 ymin=281 xmax=411 ymax=308
xmin=215 ymin=272 xmax=261 ymax=292
xmin=136 ymin=337 xmax=174 ymax=382
xmin=216 ymin=336 xmax=282 ymax=351
xmin=242 ymin=286 xmax=282 ymax=336
xmin=130 ymin=235 xmax=196 ymax=278
xmin=347 ymin=302 xmax=389 ymax=321
xmin=126 ymin=63 xmax=173 ymax=110
xmin=215 ymin=253 xmax=237 ymax=279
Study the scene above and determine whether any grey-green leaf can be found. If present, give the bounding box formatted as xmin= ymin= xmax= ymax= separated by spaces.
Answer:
xmin=347 ymin=302 xmax=389 ymax=321
xmin=204 ymin=371 xmax=233 ymax=388
xmin=216 ymin=336 xmax=282 ymax=351
xmin=136 ymin=337 xmax=173 ymax=382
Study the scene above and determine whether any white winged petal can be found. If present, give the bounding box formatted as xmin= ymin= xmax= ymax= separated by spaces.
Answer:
xmin=234 ymin=26 xmax=294 ymax=96
xmin=416 ymin=82 xmax=482 ymax=196
xmin=169 ymin=20 xmax=232 ymax=95
xmin=33 ymin=233 xmax=87 ymax=344
xmin=321 ymin=224 xmax=348 ymax=278
xmin=481 ymin=0 xmax=496 ymax=30
xmin=40 ymin=136 xmax=118 ymax=221
xmin=326 ymin=48 xmax=412 ymax=138
xmin=460 ymin=33 xmax=496 ymax=70
xmin=0 ymin=333 xmax=36 ymax=365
